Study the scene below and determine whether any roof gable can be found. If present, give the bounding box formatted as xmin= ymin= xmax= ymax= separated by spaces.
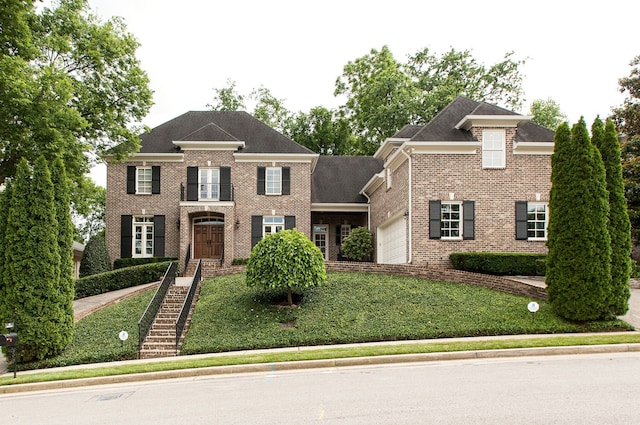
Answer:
xmin=139 ymin=111 xmax=314 ymax=155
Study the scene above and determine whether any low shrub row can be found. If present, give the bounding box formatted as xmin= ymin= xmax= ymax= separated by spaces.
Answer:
xmin=75 ymin=261 xmax=177 ymax=299
xmin=113 ymin=257 xmax=177 ymax=270
xmin=450 ymin=252 xmax=546 ymax=276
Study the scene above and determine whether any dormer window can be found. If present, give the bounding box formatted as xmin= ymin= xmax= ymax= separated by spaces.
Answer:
xmin=482 ymin=130 xmax=506 ymax=168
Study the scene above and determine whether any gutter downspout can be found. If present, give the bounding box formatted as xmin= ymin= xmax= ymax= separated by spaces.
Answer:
xmin=362 ymin=192 xmax=371 ymax=230
xmin=400 ymin=148 xmax=413 ymax=264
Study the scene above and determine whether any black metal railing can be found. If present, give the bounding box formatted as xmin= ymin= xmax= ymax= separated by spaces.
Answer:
xmin=137 ymin=262 xmax=176 ymax=351
xmin=175 ymin=259 xmax=202 ymax=352
xmin=179 ymin=183 xmax=234 ymax=202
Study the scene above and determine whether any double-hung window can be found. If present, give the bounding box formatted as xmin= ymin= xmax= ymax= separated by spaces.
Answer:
xmin=266 ymin=167 xmax=282 ymax=195
xmin=441 ymin=202 xmax=462 ymax=240
xmin=516 ymin=201 xmax=548 ymax=241
xmin=199 ymin=168 xmax=220 ymax=200
xmin=527 ymin=203 xmax=548 ymax=240
xmin=133 ymin=216 xmax=154 ymax=258
xmin=136 ymin=167 xmax=152 ymax=194
xmin=482 ymin=130 xmax=506 ymax=168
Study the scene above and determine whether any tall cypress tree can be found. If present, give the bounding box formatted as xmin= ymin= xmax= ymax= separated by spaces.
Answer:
xmin=593 ymin=118 xmax=632 ymax=315
xmin=547 ymin=118 xmax=611 ymax=321
xmin=51 ymin=158 xmax=75 ymax=347
xmin=0 ymin=181 xmax=12 ymax=325
xmin=4 ymin=157 xmax=64 ymax=361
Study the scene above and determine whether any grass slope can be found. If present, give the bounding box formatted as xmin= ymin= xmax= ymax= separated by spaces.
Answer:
xmin=181 ymin=272 xmax=631 ymax=355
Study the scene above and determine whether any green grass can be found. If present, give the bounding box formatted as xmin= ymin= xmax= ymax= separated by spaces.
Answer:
xmin=8 ymin=271 xmax=634 ymax=381
xmin=181 ymin=272 xmax=632 ymax=354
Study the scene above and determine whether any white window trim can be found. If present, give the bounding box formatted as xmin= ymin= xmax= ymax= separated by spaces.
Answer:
xmin=441 ymin=201 xmax=463 ymax=241
xmin=482 ymin=130 xmax=506 ymax=169
xmin=136 ymin=166 xmax=152 ymax=195
xmin=340 ymin=224 xmax=352 ymax=244
xmin=199 ymin=167 xmax=220 ymax=201
xmin=263 ymin=216 xmax=284 ymax=237
xmin=265 ymin=167 xmax=282 ymax=195
xmin=132 ymin=216 xmax=154 ymax=258
xmin=527 ymin=202 xmax=548 ymax=241
xmin=386 ymin=168 xmax=392 ymax=190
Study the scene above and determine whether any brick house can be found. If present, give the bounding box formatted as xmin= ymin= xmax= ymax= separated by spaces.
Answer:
xmin=362 ymin=96 xmax=554 ymax=266
xmin=105 ymin=96 xmax=554 ymax=271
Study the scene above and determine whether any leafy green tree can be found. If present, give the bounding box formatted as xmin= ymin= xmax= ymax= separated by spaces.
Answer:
xmin=249 ymin=86 xmax=291 ymax=132
xmin=592 ymin=118 xmax=632 ymax=315
xmin=73 ymin=181 xmax=105 ymax=242
xmin=529 ymin=98 xmax=567 ymax=129
xmin=3 ymin=157 xmax=67 ymax=362
xmin=285 ymin=107 xmax=355 ymax=155
xmin=340 ymin=227 xmax=374 ymax=261
xmin=546 ymin=119 xmax=611 ymax=321
xmin=335 ymin=46 xmax=417 ymax=155
xmin=206 ymin=78 xmax=246 ymax=111
xmin=79 ymin=233 xmax=111 ymax=277
xmin=246 ymin=229 xmax=326 ymax=306
xmin=0 ymin=0 xmax=152 ymax=202
xmin=335 ymin=46 xmax=526 ymax=154
xmin=51 ymin=157 xmax=75 ymax=345
xmin=613 ymin=56 xmax=640 ymax=244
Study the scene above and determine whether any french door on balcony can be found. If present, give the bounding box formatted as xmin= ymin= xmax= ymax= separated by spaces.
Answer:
xmin=193 ymin=217 xmax=224 ymax=259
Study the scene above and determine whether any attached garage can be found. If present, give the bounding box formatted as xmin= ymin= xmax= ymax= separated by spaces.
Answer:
xmin=377 ymin=216 xmax=407 ymax=264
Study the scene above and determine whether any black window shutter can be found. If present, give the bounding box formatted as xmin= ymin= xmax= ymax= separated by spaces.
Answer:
xmin=251 ymin=215 xmax=263 ymax=248
xmin=336 ymin=225 xmax=341 ymax=245
xmin=126 ymin=166 xmax=136 ymax=194
xmin=220 ymin=166 xmax=231 ymax=201
xmin=152 ymin=166 xmax=161 ymax=194
xmin=120 ymin=215 xmax=133 ymax=258
xmin=463 ymin=200 xmax=475 ymax=240
xmin=257 ymin=167 xmax=265 ymax=195
xmin=154 ymin=215 xmax=165 ymax=257
xmin=285 ymin=215 xmax=296 ymax=230
xmin=282 ymin=167 xmax=290 ymax=195
xmin=187 ymin=167 xmax=198 ymax=201
xmin=429 ymin=200 xmax=442 ymax=239
xmin=515 ymin=201 xmax=528 ymax=240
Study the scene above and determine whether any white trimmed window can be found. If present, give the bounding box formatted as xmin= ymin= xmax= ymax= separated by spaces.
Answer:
xmin=441 ymin=202 xmax=462 ymax=240
xmin=199 ymin=168 xmax=220 ymax=200
xmin=266 ymin=167 xmax=282 ymax=195
xmin=340 ymin=224 xmax=352 ymax=243
xmin=527 ymin=203 xmax=548 ymax=240
xmin=263 ymin=216 xmax=284 ymax=236
xmin=133 ymin=216 xmax=154 ymax=258
xmin=482 ymin=130 xmax=506 ymax=168
xmin=136 ymin=167 xmax=152 ymax=194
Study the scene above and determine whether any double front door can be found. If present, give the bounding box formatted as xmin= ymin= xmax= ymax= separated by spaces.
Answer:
xmin=194 ymin=223 xmax=224 ymax=259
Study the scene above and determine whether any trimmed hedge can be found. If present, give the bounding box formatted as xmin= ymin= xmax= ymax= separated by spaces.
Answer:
xmin=113 ymin=257 xmax=177 ymax=269
xmin=450 ymin=252 xmax=546 ymax=276
xmin=75 ymin=261 xmax=177 ymax=299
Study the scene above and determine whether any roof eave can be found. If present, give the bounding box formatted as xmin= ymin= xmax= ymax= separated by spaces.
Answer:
xmin=454 ymin=115 xmax=533 ymax=130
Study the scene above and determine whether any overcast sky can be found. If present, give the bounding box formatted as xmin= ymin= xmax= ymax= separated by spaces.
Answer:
xmin=85 ymin=0 xmax=639 ymax=185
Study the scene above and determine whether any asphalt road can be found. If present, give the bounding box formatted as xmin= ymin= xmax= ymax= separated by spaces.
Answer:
xmin=2 ymin=352 xmax=639 ymax=424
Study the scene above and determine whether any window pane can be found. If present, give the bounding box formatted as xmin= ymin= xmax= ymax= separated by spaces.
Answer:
xmin=137 ymin=167 xmax=152 ymax=194
xmin=266 ymin=168 xmax=282 ymax=195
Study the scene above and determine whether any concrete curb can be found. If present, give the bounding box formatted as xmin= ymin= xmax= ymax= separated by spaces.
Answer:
xmin=1 ymin=342 xmax=639 ymax=395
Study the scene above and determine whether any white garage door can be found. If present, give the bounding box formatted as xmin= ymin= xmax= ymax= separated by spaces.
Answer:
xmin=378 ymin=216 xmax=407 ymax=264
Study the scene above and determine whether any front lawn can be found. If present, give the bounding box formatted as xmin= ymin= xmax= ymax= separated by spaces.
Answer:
xmin=181 ymin=272 xmax=632 ymax=355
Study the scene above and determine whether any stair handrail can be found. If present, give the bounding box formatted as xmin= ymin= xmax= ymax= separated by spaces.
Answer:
xmin=137 ymin=261 xmax=176 ymax=351
xmin=176 ymin=259 xmax=202 ymax=351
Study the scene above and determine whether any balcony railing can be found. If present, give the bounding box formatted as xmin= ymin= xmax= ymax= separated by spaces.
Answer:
xmin=180 ymin=183 xmax=234 ymax=202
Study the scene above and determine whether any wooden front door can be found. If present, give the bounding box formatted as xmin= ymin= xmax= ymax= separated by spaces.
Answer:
xmin=193 ymin=224 xmax=224 ymax=259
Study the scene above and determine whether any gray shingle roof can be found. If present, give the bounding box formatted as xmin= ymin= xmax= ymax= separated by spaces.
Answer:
xmin=139 ymin=111 xmax=314 ymax=154
xmin=312 ymin=156 xmax=383 ymax=203
xmin=409 ymin=96 xmax=554 ymax=143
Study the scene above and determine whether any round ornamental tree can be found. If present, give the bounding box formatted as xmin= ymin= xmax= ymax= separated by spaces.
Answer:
xmin=341 ymin=227 xmax=373 ymax=261
xmin=246 ymin=229 xmax=326 ymax=306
